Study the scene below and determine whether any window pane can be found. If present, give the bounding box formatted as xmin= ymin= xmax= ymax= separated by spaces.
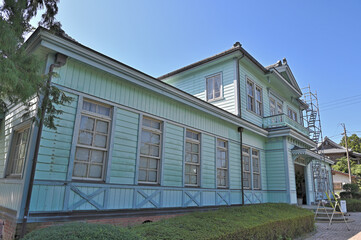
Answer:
xmin=75 ymin=148 xmax=90 ymax=162
xmin=138 ymin=170 xmax=146 ymax=181
xmin=91 ymin=150 xmax=104 ymax=163
xmin=185 ymin=164 xmax=190 ymax=173
xmin=94 ymin=134 xmax=107 ymax=148
xmin=80 ymin=116 xmax=94 ymax=131
xmin=151 ymin=120 xmax=161 ymax=130
xmin=190 ymin=175 xmax=197 ymax=185
xmin=186 ymin=142 xmax=191 ymax=152
xmin=185 ymin=153 xmax=191 ymax=162
xmin=149 ymin=159 xmax=158 ymax=169
xmin=192 ymin=154 xmax=199 ymax=163
xmin=73 ymin=163 xmax=87 ymax=177
xmin=140 ymin=143 xmax=150 ymax=155
xmin=186 ymin=131 xmax=193 ymax=139
xmin=143 ymin=118 xmax=152 ymax=128
xmin=139 ymin=157 xmax=148 ymax=168
xmin=89 ymin=165 xmax=102 ymax=178
xmin=256 ymin=88 xmax=261 ymax=101
xmin=207 ymin=78 xmax=214 ymax=98
xmin=150 ymin=133 xmax=160 ymax=144
xmin=150 ymin=145 xmax=159 ymax=157
xmin=247 ymin=82 xmax=254 ymax=96
xmin=83 ymin=101 xmax=96 ymax=112
xmin=191 ymin=165 xmax=198 ymax=174
xmin=96 ymin=120 xmax=108 ymax=134
xmin=78 ymin=131 xmax=93 ymax=145
xmin=192 ymin=143 xmax=199 ymax=153
xmin=97 ymin=105 xmax=110 ymax=116
xmin=141 ymin=131 xmax=151 ymax=143
xmin=148 ymin=171 xmax=157 ymax=182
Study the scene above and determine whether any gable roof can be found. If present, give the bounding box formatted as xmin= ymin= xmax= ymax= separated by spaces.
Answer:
xmin=158 ymin=42 xmax=268 ymax=80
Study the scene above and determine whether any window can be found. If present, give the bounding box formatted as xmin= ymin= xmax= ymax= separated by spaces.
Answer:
xmin=6 ymin=125 xmax=31 ymax=178
xmin=206 ymin=73 xmax=222 ymax=101
xmin=139 ymin=117 xmax=162 ymax=184
xmin=246 ymin=80 xmax=254 ymax=112
xmin=242 ymin=146 xmax=261 ymax=190
xmin=269 ymin=96 xmax=283 ymax=116
xmin=247 ymin=78 xmax=263 ymax=116
xmin=73 ymin=100 xmax=111 ymax=181
xmin=252 ymin=149 xmax=261 ymax=189
xmin=185 ymin=130 xmax=200 ymax=186
xmin=255 ymin=86 xmax=263 ymax=115
xmin=242 ymin=147 xmax=251 ymax=189
xmin=217 ymin=139 xmax=228 ymax=188
xmin=287 ymin=108 xmax=298 ymax=122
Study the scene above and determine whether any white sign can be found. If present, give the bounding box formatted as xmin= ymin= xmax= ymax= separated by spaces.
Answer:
xmin=340 ymin=200 xmax=347 ymax=213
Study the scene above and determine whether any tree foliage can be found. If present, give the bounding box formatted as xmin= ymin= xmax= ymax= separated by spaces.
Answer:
xmin=340 ymin=134 xmax=361 ymax=153
xmin=0 ymin=0 xmax=71 ymax=129
xmin=332 ymin=157 xmax=361 ymax=177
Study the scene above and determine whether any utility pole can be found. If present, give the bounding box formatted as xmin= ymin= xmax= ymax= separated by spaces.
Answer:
xmin=341 ymin=123 xmax=352 ymax=183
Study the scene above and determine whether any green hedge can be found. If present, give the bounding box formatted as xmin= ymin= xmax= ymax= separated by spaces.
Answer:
xmin=133 ymin=203 xmax=314 ymax=240
xmin=23 ymin=204 xmax=314 ymax=240
xmin=342 ymin=198 xmax=361 ymax=212
xmin=23 ymin=222 xmax=142 ymax=240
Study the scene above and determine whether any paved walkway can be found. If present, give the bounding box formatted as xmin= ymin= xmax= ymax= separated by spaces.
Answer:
xmin=299 ymin=212 xmax=361 ymax=240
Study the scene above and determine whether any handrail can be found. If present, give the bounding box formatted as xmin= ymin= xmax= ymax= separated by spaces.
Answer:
xmin=263 ymin=113 xmax=309 ymax=136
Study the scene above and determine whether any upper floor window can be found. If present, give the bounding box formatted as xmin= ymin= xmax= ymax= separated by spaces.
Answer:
xmin=217 ymin=139 xmax=228 ymax=188
xmin=73 ymin=100 xmax=112 ymax=181
xmin=269 ymin=96 xmax=283 ymax=116
xmin=6 ymin=124 xmax=31 ymax=178
xmin=206 ymin=73 xmax=222 ymax=101
xmin=247 ymin=78 xmax=263 ymax=116
xmin=139 ymin=117 xmax=162 ymax=184
xmin=185 ymin=130 xmax=200 ymax=186
xmin=287 ymin=108 xmax=298 ymax=122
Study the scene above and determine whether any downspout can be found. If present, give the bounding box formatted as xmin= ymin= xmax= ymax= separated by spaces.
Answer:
xmin=238 ymin=127 xmax=244 ymax=205
xmin=234 ymin=49 xmax=244 ymax=118
xmin=20 ymin=53 xmax=68 ymax=238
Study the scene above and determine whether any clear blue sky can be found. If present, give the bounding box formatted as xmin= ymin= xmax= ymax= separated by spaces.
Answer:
xmin=31 ymin=0 xmax=361 ymax=143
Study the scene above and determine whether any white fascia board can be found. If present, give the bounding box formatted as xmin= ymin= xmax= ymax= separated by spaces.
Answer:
xmin=267 ymin=128 xmax=315 ymax=148
xmin=269 ymin=69 xmax=302 ymax=97
xmin=36 ymin=31 xmax=268 ymax=137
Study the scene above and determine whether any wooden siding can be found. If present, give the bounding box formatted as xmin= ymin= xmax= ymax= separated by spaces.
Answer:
xmin=163 ymin=123 xmax=184 ymax=187
xmin=229 ymin=141 xmax=241 ymax=189
xmin=265 ymin=138 xmax=286 ymax=191
xmin=53 ymin=59 xmax=239 ymax=142
xmin=110 ymin=108 xmax=139 ymax=184
xmin=35 ymin=93 xmax=78 ymax=181
xmin=201 ymin=134 xmax=216 ymax=188
xmin=163 ymin=59 xmax=236 ymax=114
xmin=0 ymin=98 xmax=37 ymax=212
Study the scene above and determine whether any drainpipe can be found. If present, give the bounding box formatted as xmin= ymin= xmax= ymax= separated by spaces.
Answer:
xmin=235 ymin=50 xmax=245 ymax=118
xmin=238 ymin=127 xmax=244 ymax=205
xmin=20 ymin=53 xmax=68 ymax=238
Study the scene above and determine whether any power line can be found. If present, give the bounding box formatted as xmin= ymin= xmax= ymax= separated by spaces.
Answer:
xmin=319 ymin=93 xmax=361 ymax=107
xmin=322 ymin=99 xmax=361 ymax=112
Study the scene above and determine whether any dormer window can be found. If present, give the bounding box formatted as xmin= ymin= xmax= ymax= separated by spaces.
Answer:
xmin=206 ymin=73 xmax=222 ymax=101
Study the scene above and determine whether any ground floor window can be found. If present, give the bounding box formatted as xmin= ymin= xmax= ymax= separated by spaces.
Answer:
xmin=242 ymin=146 xmax=261 ymax=190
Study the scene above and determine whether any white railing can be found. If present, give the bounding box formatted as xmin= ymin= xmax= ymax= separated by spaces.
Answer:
xmin=263 ymin=113 xmax=309 ymax=136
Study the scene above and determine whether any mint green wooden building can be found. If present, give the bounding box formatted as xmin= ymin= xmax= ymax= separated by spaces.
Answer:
xmin=0 ymin=28 xmax=333 ymax=239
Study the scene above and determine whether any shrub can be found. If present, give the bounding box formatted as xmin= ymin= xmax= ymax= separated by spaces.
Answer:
xmin=341 ymin=198 xmax=361 ymax=212
xmin=132 ymin=203 xmax=314 ymax=240
xmin=339 ymin=191 xmax=352 ymax=199
xmin=342 ymin=183 xmax=359 ymax=193
xmin=23 ymin=222 xmax=142 ymax=240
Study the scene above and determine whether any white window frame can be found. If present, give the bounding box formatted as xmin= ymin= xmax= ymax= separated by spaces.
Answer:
xmin=242 ymin=146 xmax=251 ymax=189
xmin=206 ymin=73 xmax=223 ymax=102
xmin=216 ymin=139 xmax=228 ymax=188
xmin=252 ymin=149 xmax=261 ymax=190
xmin=287 ymin=107 xmax=298 ymax=122
xmin=138 ymin=116 xmax=163 ymax=184
xmin=246 ymin=78 xmax=263 ymax=116
xmin=184 ymin=129 xmax=201 ymax=187
xmin=269 ymin=95 xmax=283 ymax=116
xmin=73 ymin=99 xmax=112 ymax=181
xmin=242 ymin=145 xmax=262 ymax=190
xmin=5 ymin=123 xmax=31 ymax=178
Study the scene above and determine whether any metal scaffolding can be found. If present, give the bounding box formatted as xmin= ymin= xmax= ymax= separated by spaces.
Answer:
xmin=302 ymin=85 xmax=331 ymax=202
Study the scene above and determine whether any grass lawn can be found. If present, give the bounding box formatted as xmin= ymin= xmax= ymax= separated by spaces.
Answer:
xmin=24 ymin=203 xmax=314 ymax=240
